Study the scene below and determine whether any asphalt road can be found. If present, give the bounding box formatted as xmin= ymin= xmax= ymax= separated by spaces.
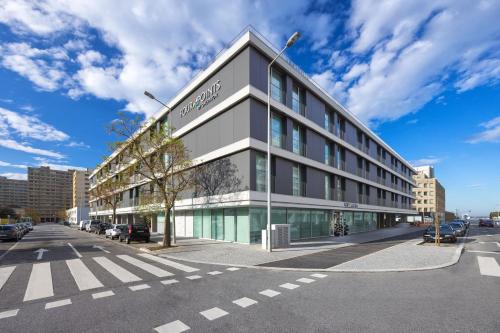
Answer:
xmin=0 ymin=223 xmax=499 ymax=332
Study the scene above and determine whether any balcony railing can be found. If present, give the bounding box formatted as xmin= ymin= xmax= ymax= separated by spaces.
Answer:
xmin=293 ymin=142 xmax=306 ymax=156
xmin=337 ymin=130 xmax=345 ymax=140
xmin=358 ymin=195 xmax=367 ymax=204
xmin=377 ymin=198 xmax=386 ymax=206
xmin=325 ymin=155 xmax=334 ymax=166
xmin=335 ymin=190 xmax=345 ymax=202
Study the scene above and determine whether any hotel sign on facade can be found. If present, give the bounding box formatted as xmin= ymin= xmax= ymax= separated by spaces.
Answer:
xmin=180 ymin=79 xmax=221 ymax=118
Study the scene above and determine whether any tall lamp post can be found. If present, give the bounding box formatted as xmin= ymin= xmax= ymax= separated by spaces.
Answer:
xmin=266 ymin=31 xmax=301 ymax=252
xmin=144 ymin=90 xmax=176 ymax=244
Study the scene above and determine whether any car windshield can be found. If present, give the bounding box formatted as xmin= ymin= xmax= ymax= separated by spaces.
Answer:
xmin=0 ymin=225 xmax=14 ymax=230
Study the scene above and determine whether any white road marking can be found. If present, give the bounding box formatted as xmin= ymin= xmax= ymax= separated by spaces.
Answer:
xmin=66 ymin=259 xmax=104 ymax=291
xmin=297 ymin=277 xmax=315 ymax=284
xmin=467 ymin=250 xmax=500 ymax=255
xmin=45 ymin=298 xmax=71 ymax=309
xmin=311 ymin=273 xmax=328 ymax=279
xmin=161 ymin=279 xmax=179 ymax=285
xmin=186 ymin=275 xmax=202 ymax=280
xmin=139 ymin=254 xmax=199 ymax=272
xmin=117 ymin=255 xmax=173 ymax=277
xmin=67 ymin=243 xmax=82 ymax=258
xmin=259 ymin=289 xmax=280 ymax=297
xmin=226 ymin=267 xmax=240 ymax=271
xmin=92 ymin=290 xmax=115 ymax=299
xmin=34 ymin=248 xmax=49 ymax=260
xmin=280 ymin=283 xmax=300 ymax=290
xmin=233 ymin=297 xmax=258 ymax=308
xmin=207 ymin=271 xmax=222 ymax=275
xmin=24 ymin=262 xmax=54 ymax=302
xmin=0 ymin=309 xmax=19 ymax=319
xmin=0 ymin=241 xmax=20 ymax=261
xmin=129 ymin=284 xmax=150 ymax=291
xmin=93 ymin=257 xmax=141 ymax=283
xmin=200 ymin=307 xmax=228 ymax=320
xmin=93 ymin=245 xmax=110 ymax=253
xmin=0 ymin=266 xmax=16 ymax=292
xmin=154 ymin=320 xmax=190 ymax=333
xmin=477 ymin=256 xmax=500 ymax=277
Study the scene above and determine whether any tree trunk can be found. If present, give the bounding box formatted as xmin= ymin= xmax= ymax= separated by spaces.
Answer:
xmin=112 ymin=206 xmax=116 ymax=225
xmin=163 ymin=207 xmax=171 ymax=247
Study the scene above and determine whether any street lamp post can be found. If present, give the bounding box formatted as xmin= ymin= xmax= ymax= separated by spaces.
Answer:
xmin=266 ymin=32 xmax=301 ymax=253
xmin=144 ymin=90 xmax=176 ymax=244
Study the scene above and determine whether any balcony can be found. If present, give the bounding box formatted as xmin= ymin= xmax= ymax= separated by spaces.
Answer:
xmin=336 ymin=160 xmax=346 ymax=171
xmin=358 ymin=195 xmax=367 ymax=204
xmin=357 ymin=168 xmax=367 ymax=178
xmin=377 ymin=198 xmax=386 ymax=206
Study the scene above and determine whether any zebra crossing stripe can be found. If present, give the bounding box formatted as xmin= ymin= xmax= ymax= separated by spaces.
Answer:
xmin=116 ymin=255 xmax=174 ymax=277
xmin=24 ymin=262 xmax=54 ymax=302
xmin=0 ymin=266 xmax=16 ymax=292
xmin=66 ymin=259 xmax=104 ymax=291
xmin=93 ymin=257 xmax=142 ymax=283
xmin=477 ymin=256 xmax=500 ymax=277
xmin=138 ymin=253 xmax=199 ymax=272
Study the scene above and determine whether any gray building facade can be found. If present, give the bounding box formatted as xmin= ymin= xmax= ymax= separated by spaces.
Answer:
xmin=90 ymin=29 xmax=416 ymax=244
xmin=0 ymin=176 xmax=28 ymax=209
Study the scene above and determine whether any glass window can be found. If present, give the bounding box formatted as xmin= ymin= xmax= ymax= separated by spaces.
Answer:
xmin=325 ymin=174 xmax=331 ymax=200
xmin=236 ymin=208 xmax=249 ymax=244
xmin=292 ymin=86 xmax=302 ymax=114
xmin=271 ymin=69 xmax=284 ymax=103
xmin=287 ymin=209 xmax=310 ymax=240
xmin=342 ymin=212 xmax=353 ymax=232
xmin=292 ymin=123 xmax=301 ymax=154
xmin=202 ymin=209 xmax=211 ymax=239
xmin=249 ymin=208 xmax=266 ymax=244
xmin=272 ymin=208 xmax=287 ymax=224
xmin=311 ymin=210 xmax=329 ymax=237
xmin=256 ymin=153 xmax=267 ymax=192
xmin=271 ymin=114 xmax=283 ymax=148
xmin=324 ymin=143 xmax=331 ymax=165
xmin=324 ymin=111 xmax=331 ymax=132
xmin=292 ymin=164 xmax=304 ymax=196
xmin=193 ymin=210 xmax=202 ymax=238
xmin=212 ymin=209 xmax=223 ymax=241
xmin=352 ymin=212 xmax=364 ymax=233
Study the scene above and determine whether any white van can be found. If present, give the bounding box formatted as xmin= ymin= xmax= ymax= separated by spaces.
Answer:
xmin=78 ymin=220 xmax=90 ymax=231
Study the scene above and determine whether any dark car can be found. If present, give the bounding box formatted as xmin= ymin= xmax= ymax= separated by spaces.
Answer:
xmin=87 ymin=220 xmax=101 ymax=232
xmin=454 ymin=219 xmax=470 ymax=229
xmin=479 ymin=219 xmax=494 ymax=228
xmin=449 ymin=221 xmax=466 ymax=237
xmin=119 ymin=224 xmax=150 ymax=244
xmin=63 ymin=221 xmax=70 ymax=226
xmin=94 ymin=222 xmax=111 ymax=235
xmin=423 ymin=224 xmax=457 ymax=243
xmin=15 ymin=223 xmax=27 ymax=236
xmin=0 ymin=224 xmax=20 ymax=241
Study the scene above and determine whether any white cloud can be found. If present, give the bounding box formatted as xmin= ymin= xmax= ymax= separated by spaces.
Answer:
xmin=467 ymin=116 xmax=500 ymax=144
xmin=0 ymin=107 xmax=69 ymax=141
xmin=65 ymin=141 xmax=90 ymax=149
xmin=19 ymin=104 xmax=35 ymax=112
xmin=0 ymin=160 xmax=28 ymax=168
xmin=313 ymin=0 xmax=500 ymax=124
xmin=406 ymin=119 xmax=418 ymax=125
xmin=0 ymin=172 xmax=27 ymax=180
xmin=0 ymin=0 xmax=336 ymax=117
xmin=0 ymin=139 xmax=64 ymax=159
xmin=412 ymin=157 xmax=443 ymax=167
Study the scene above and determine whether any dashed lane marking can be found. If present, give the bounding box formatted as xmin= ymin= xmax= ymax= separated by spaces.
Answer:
xmin=226 ymin=267 xmax=240 ymax=271
xmin=129 ymin=284 xmax=150 ymax=291
xmin=92 ymin=290 xmax=115 ymax=299
xmin=296 ymin=277 xmax=315 ymax=284
xmin=154 ymin=320 xmax=190 ymax=333
xmin=161 ymin=279 xmax=179 ymax=285
xmin=45 ymin=298 xmax=71 ymax=309
xmin=185 ymin=275 xmax=202 ymax=280
xmin=311 ymin=273 xmax=328 ymax=279
xmin=67 ymin=243 xmax=82 ymax=258
xmin=207 ymin=271 xmax=222 ymax=275
xmin=477 ymin=256 xmax=500 ymax=277
xmin=259 ymin=289 xmax=280 ymax=298
xmin=200 ymin=307 xmax=228 ymax=321
xmin=0 ymin=309 xmax=18 ymax=320
xmin=280 ymin=283 xmax=300 ymax=290
xmin=233 ymin=297 xmax=258 ymax=308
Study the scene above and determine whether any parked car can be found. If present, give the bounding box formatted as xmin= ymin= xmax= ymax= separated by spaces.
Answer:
xmin=63 ymin=221 xmax=70 ymax=226
xmin=105 ymin=224 xmax=127 ymax=240
xmin=452 ymin=219 xmax=469 ymax=229
xmin=0 ymin=224 xmax=20 ymax=241
xmin=16 ymin=223 xmax=28 ymax=236
xmin=93 ymin=222 xmax=111 ymax=235
xmin=86 ymin=220 xmax=101 ymax=232
xmin=79 ymin=220 xmax=90 ymax=231
xmin=479 ymin=219 xmax=494 ymax=228
xmin=448 ymin=221 xmax=466 ymax=237
xmin=423 ymin=224 xmax=457 ymax=243
xmin=119 ymin=224 xmax=150 ymax=244
xmin=26 ymin=222 xmax=33 ymax=231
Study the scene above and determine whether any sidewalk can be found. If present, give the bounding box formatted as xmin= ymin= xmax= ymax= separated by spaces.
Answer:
xmin=147 ymin=223 xmax=464 ymax=271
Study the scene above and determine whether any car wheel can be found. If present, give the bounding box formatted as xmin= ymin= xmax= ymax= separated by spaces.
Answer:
xmin=145 ymin=238 xmax=150 ymax=243
xmin=126 ymin=237 xmax=130 ymax=244
xmin=119 ymin=237 xmax=123 ymax=242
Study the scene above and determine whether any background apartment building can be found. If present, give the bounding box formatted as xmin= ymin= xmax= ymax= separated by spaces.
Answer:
xmin=412 ymin=166 xmax=445 ymax=222
xmin=90 ymin=28 xmax=417 ymax=244
xmin=67 ymin=169 xmax=91 ymax=224
xmin=28 ymin=166 xmax=74 ymax=222
xmin=0 ymin=176 xmax=28 ymax=209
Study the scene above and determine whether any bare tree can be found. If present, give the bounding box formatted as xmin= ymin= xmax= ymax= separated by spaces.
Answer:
xmin=90 ymin=167 xmax=129 ymax=225
xmin=194 ymin=158 xmax=243 ymax=205
xmin=108 ymin=112 xmax=193 ymax=247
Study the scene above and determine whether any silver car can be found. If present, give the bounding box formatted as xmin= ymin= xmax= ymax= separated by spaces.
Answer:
xmin=105 ymin=224 xmax=127 ymax=240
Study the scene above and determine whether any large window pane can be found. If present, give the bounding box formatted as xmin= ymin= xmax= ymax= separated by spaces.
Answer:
xmin=193 ymin=210 xmax=202 ymax=238
xmin=343 ymin=212 xmax=353 ymax=233
xmin=352 ymin=212 xmax=364 ymax=233
xmin=236 ymin=208 xmax=249 ymax=244
xmin=249 ymin=208 xmax=266 ymax=244
xmin=287 ymin=209 xmax=301 ymax=240
xmin=272 ymin=208 xmax=287 ymax=224
xmin=292 ymin=164 xmax=300 ymax=196
xmin=271 ymin=70 xmax=284 ymax=103
xmin=223 ymin=209 xmax=236 ymax=242
xmin=255 ymin=153 xmax=266 ymax=192
xmin=271 ymin=114 xmax=283 ymax=148
xmin=212 ymin=209 xmax=223 ymax=240
xmin=311 ymin=210 xmax=326 ymax=237
xmin=202 ymin=209 xmax=211 ymax=238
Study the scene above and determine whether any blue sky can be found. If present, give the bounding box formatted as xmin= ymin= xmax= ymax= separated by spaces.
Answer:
xmin=0 ymin=0 xmax=499 ymax=215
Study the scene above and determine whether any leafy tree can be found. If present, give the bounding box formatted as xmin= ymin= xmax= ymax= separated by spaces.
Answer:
xmin=108 ymin=112 xmax=193 ymax=247
xmin=0 ymin=207 xmax=17 ymax=219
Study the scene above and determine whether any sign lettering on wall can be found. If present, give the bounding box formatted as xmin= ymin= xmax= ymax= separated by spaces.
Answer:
xmin=180 ymin=79 xmax=221 ymax=118
xmin=344 ymin=202 xmax=359 ymax=208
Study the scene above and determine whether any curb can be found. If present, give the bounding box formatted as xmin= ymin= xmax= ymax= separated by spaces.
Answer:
xmin=149 ymin=232 xmax=468 ymax=273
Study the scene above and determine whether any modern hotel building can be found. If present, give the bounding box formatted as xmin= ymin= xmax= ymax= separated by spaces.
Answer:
xmin=89 ymin=28 xmax=417 ymax=244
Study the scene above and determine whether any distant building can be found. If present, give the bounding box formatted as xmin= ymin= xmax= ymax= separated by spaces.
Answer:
xmin=28 ymin=166 xmax=74 ymax=222
xmin=445 ymin=211 xmax=456 ymax=222
xmin=412 ymin=166 xmax=446 ymax=222
xmin=0 ymin=176 xmax=28 ymax=208
xmin=66 ymin=206 xmax=90 ymax=225
xmin=73 ymin=169 xmax=91 ymax=208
